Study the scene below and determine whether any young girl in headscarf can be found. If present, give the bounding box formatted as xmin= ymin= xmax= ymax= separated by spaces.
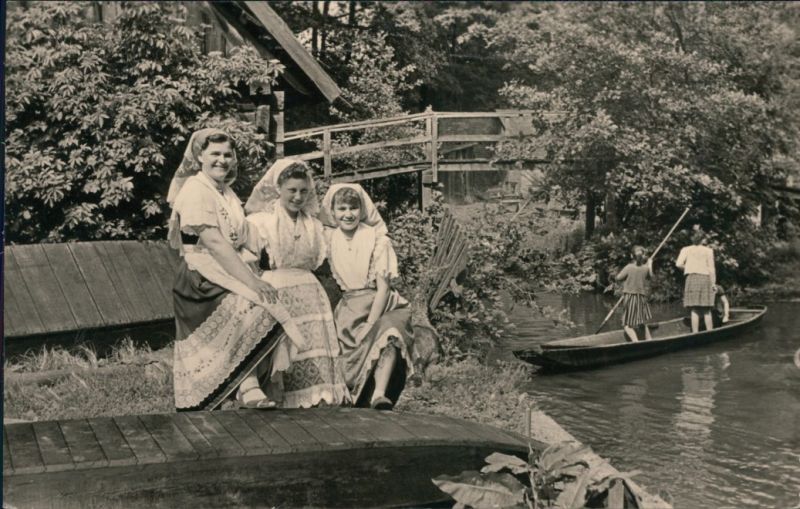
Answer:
xmin=320 ymin=184 xmax=414 ymax=410
xmin=169 ymin=128 xmax=282 ymax=410
xmin=245 ymin=159 xmax=349 ymax=408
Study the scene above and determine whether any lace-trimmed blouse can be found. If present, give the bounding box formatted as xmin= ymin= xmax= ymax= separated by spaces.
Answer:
xmin=171 ymin=172 xmax=259 ymax=301
xmin=328 ymin=223 xmax=398 ymax=291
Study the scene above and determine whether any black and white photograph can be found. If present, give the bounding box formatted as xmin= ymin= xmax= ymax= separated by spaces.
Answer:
xmin=2 ymin=1 xmax=799 ymax=508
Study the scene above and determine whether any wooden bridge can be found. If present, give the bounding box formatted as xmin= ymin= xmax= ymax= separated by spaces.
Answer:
xmin=280 ymin=109 xmax=549 ymax=181
xmin=240 ymin=108 xmax=553 ymax=206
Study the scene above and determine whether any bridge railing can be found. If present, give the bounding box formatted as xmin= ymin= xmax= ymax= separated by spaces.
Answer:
xmin=280 ymin=110 xmax=550 ymax=182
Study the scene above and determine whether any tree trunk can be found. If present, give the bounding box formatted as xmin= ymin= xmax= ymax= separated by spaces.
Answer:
xmin=585 ymin=190 xmax=596 ymax=240
xmin=345 ymin=0 xmax=356 ymax=63
xmin=320 ymin=0 xmax=330 ymax=58
xmin=311 ymin=1 xmax=319 ymax=56
xmin=604 ymin=191 xmax=618 ymax=232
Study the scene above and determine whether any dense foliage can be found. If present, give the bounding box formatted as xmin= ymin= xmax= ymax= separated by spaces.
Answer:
xmin=479 ymin=3 xmax=800 ymax=293
xmin=387 ymin=196 xmax=571 ymax=356
xmin=5 ymin=2 xmax=281 ymax=242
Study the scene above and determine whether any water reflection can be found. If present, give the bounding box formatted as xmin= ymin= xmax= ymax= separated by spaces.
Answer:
xmin=511 ymin=295 xmax=800 ymax=509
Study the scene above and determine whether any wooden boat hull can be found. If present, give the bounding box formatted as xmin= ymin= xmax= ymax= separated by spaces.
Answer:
xmin=3 ymin=408 xmax=535 ymax=508
xmin=513 ymin=307 xmax=767 ymax=370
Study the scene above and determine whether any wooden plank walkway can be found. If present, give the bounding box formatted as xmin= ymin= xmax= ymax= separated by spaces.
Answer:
xmin=3 ymin=241 xmax=180 ymax=339
xmin=3 ymin=409 xmax=535 ymax=509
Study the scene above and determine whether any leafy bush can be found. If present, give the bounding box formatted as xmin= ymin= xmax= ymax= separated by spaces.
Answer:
xmin=387 ymin=197 xmax=568 ymax=357
xmin=5 ymin=2 xmax=282 ymax=242
xmin=433 ymin=442 xmax=642 ymax=509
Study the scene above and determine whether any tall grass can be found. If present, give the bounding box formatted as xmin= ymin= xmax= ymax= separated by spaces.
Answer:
xmin=5 ymin=338 xmax=156 ymax=374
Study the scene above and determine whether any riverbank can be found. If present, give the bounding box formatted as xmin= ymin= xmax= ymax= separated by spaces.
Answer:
xmin=3 ymin=342 xmax=536 ymax=431
xmin=740 ymin=254 xmax=800 ymax=302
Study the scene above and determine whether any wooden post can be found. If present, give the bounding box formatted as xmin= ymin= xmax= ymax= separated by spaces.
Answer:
xmin=431 ymin=113 xmax=439 ymax=183
xmin=417 ymin=171 xmax=424 ymax=211
xmin=323 ymin=129 xmax=332 ymax=179
xmin=607 ymin=479 xmax=625 ymax=509
xmin=270 ymin=91 xmax=285 ymax=158
xmin=255 ymin=105 xmax=270 ymax=136
xmin=420 ymin=170 xmax=434 ymax=210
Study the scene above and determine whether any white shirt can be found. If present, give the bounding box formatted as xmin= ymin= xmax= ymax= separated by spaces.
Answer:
xmin=676 ymin=244 xmax=715 ymax=285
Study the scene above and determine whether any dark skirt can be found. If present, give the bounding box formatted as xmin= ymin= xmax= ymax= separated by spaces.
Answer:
xmin=173 ymin=261 xmax=228 ymax=342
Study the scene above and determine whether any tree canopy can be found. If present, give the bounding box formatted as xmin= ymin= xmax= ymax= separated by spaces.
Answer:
xmin=5 ymin=2 xmax=281 ymax=242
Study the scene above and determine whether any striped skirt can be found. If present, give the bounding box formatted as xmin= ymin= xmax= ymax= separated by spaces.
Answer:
xmin=621 ymin=293 xmax=652 ymax=327
xmin=683 ymin=273 xmax=713 ymax=308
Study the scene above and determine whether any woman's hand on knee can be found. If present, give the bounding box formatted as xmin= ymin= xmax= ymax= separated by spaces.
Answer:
xmin=249 ymin=278 xmax=279 ymax=304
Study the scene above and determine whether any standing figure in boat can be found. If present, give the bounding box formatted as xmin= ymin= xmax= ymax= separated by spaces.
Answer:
xmin=169 ymin=128 xmax=282 ymax=410
xmin=676 ymin=226 xmax=716 ymax=333
xmin=615 ymin=245 xmax=654 ymax=342
xmin=320 ymin=184 xmax=415 ymax=410
xmin=244 ymin=159 xmax=350 ymax=408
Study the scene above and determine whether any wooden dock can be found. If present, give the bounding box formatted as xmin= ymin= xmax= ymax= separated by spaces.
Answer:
xmin=3 ymin=408 xmax=534 ymax=508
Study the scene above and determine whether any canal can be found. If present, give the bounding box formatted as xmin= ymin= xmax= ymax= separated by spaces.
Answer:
xmin=508 ymin=294 xmax=800 ymax=509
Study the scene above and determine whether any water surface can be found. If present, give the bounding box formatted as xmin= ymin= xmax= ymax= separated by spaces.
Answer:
xmin=509 ymin=294 xmax=800 ymax=509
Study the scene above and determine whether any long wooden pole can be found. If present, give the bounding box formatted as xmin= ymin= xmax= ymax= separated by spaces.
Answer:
xmin=594 ymin=206 xmax=691 ymax=334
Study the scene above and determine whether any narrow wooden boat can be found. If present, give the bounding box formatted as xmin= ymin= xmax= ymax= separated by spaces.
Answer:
xmin=513 ymin=307 xmax=767 ymax=370
xmin=3 ymin=408 xmax=537 ymax=508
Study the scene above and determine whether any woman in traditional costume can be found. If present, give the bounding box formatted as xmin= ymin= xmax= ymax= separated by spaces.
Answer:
xmin=320 ymin=184 xmax=414 ymax=410
xmin=169 ymin=130 xmax=347 ymax=410
xmin=244 ymin=159 xmax=349 ymax=408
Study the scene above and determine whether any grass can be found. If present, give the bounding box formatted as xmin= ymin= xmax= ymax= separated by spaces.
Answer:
xmin=4 ymin=362 xmax=173 ymax=422
xmin=5 ymin=337 xmax=156 ymax=374
xmin=4 ymin=339 xmax=172 ymax=421
xmin=396 ymin=357 xmax=535 ymax=435
xmin=4 ymin=340 xmax=535 ymax=436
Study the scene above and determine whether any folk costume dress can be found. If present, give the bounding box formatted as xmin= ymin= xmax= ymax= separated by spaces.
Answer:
xmin=320 ymin=184 xmax=415 ymax=407
xmin=169 ymin=128 xmax=285 ymax=410
xmin=244 ymin=159 xmax=349 ymax=408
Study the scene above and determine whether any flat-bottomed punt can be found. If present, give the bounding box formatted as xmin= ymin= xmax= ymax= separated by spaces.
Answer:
xmin=513 ymin=307 xmax=767 ymax=370
xmin=3 ymin=408 xmax=536 ymax=508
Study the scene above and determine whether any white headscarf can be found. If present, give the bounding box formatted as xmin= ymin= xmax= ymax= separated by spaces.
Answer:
xmin=245 ymin=158 xmax=325 ymax=270
xmin=244 ymin=158 xmax=319 ymax=216
xmin=319 ymin=183 xmax=388 ymax=237
xmin=167 ymin=128 xmax=238 ymax=251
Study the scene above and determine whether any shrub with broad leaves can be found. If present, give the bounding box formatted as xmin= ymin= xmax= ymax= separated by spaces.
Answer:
xmin=5 ymin=2 xmax=282 ymax=242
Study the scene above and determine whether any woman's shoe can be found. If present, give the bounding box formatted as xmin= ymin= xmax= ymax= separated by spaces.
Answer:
xmin=370 ymin=396 xmax=393 ymax=411
xmin=236 ymin=386 xmax=277 ymax=410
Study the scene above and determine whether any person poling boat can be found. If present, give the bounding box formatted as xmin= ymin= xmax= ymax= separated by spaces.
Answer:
xmin=613 ymin=245 xmax=654 ymax=342
xmin=594 ymin=207 xmax=691 ymax=335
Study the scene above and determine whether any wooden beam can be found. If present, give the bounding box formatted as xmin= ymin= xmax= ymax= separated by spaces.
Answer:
xmin=243 ymin=1 xmax=342 ymax=103
xmin=284 ymin=112 xmax=431 ymax=141
xmin=322 ymin=129 xmax=332 ymax=179
xmin=291 ymin=135 xmax=430 ymax=161
xmin=272 ymin=91 xmax=285 ymax=158
xmin=437 ymin=134 xmax=504 ymax=143
xmin=205 ymin=2 xmax=312 ymax=97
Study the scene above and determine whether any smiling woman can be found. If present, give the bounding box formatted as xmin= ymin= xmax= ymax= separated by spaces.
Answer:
xmin=244 ymin=159 xmax=350 ymax=408
xmin=168 ymin=132 xmax=348 ymax=411
xmin=320 ymin=184 xmax=414 ymax=410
